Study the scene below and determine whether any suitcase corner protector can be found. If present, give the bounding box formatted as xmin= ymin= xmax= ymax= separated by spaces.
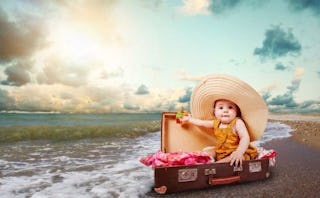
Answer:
xmin=154 ymin=185 xmax=167 ymax=194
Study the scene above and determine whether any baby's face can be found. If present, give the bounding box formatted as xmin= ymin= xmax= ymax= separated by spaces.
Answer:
xmin=214 ymin=99 xmax=238 ymax=124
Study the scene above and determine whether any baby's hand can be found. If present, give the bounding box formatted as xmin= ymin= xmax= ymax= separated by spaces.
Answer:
xmin=180 ymin=114 xmax=191 ymax=122
xmin=176 ymin=110 xmax=189 ymax=124
xmin=229 ymin=150 xmax=245 ymax=167
xmin=179 ymin=114 xmax=191 ymax=128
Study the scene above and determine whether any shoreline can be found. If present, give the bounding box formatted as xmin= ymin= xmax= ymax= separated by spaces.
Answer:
xmin=268 ymin=114 xmax=320 ymax=149
xmin=144 ymin=116 xmax=320 ymax=197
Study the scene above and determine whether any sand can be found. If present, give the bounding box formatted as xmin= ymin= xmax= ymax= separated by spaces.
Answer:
xmin=269 ymin=114 xmax=320 ymax=149
xmin=144 ymin=114 xmax=320 ymax=198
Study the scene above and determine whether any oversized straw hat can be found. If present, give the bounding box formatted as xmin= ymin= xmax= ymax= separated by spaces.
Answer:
xmin=190 ymin=74 xmax=268 ymax=141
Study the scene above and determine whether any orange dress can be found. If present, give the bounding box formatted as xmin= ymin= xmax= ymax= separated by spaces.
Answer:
xmin=213 ymin=118 xmax=257 ymax=161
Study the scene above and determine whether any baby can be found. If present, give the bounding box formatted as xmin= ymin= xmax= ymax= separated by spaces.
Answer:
xmin=181 ymin=99 xmax=257 ymax=167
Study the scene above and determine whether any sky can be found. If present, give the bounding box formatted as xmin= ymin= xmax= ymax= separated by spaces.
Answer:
xmin=0 ymin=0 xmax=319 ymax=114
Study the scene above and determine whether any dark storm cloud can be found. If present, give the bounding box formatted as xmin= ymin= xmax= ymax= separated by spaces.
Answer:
xmin=0 ymin=8 xmax=46 ymax=63
xmin=1 ymin=61 xmax=32 ymax=86
xmin=287 ymin=0 xmax=320 ymax=15
xmin=179 ymin=87 xmax=192 ymax=103
xmin=254 ymin=26 xmax=301 ymax=59
xmin=135 ymin=84 xmax=149 ymax=95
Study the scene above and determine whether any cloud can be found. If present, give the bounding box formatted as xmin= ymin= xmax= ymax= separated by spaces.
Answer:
xmin=254 ymin=25 xmax=301 ymax=59
xmin=0 ymin=0 xmax=123 ymax=88
xmin=0 ymin=7 xmax=46 ymax=63
xmin=178 ymin=69 xmax=203 ymax=82
xmin=2 ymin=84 xmax=125 ymax=113
xmin=262 ymin=91 xmax=272 ymax=102
xmin=179 ymin=0 xmax=211 ymax=15
xmin=268 ymin=93 xmax=298 ymax=108
xmin=36 ymin=57 xmax=90 ymax=87
xmin=293 ymin=66 xmax=304 ymax=79
xmin=179 ymin=87 xmax=192 ymax=103
xmin=209 ymin=0 xmax=242 ymax=14
xmin=260 ymin=83 xmax=277 ymax=101
xmin=0 ymin=89 xmax=14 ymax=110
xmin=287 ymin=0 xmax=320 ymax=16
xmin=135 ymin=84 xmax=150 ymax=95
xmin=263 ymin=67 xmax=320 ymax=113
xmin=179 ymin=0 xmax=320 ymax=19
xmin=0 ymin=83 xmax=183 ymax=113
xmin=268 ymin=99 xmax=320 ymax=114
xmin=51 ymin=0 xmax=119 ymax=44
xmin=123 ymin=103 xmax=140 ymax=111
xmin=1 ymin=61 xmax=32 ymax=86
xmin=275 ymin=63 xmax=289 ymax=71
xmin=0 ymin=1 xmax=185 ymax=113
xmin=140 ymin=0 xmax=164 ymax=11
xmin=206 ymin=0 xmax=268 ymax=15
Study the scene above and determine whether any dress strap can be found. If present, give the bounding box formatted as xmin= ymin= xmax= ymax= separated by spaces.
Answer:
xmin=213 ymin=119 xmax=220 ymax=129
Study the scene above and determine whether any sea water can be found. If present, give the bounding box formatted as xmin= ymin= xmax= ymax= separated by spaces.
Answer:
xmin=0 ymin=113 xmax=293 ymax=198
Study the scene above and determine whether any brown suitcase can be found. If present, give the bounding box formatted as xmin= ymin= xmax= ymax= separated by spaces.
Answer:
xmin=153 ymin=112 xmax=271 ymax=194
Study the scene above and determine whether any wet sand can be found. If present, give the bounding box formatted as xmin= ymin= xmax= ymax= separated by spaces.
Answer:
xmin=144 ymin=115 xmax=320 ymax=197
xmin=269 ymin=114 xmax=320 ymax=149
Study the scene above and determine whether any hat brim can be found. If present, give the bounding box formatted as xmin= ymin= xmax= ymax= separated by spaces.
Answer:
xmin=190 ymin=74 xmax=268 ymax=141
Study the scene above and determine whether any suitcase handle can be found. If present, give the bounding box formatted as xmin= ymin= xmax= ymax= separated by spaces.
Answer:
xmin=209 ymin=175 xmax=240 ymax=185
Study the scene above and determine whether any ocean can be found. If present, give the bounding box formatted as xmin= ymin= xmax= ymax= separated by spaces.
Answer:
xmin=0 ymin=113 xmax=293 ymax=198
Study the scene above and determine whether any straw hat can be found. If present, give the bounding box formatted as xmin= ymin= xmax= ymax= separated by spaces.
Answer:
xmin=190 ymin=74 xmax=268 ymax=141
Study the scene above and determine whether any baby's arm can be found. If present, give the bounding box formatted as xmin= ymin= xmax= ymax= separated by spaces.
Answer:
xmin=229 ymin=119 xmax=250 ymax=166
xmin=181 ymin=115 xmax=214 ymax=128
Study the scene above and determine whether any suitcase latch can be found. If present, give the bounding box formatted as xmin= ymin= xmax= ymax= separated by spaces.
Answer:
xmin=233 ymin=165 xmax=243 ymax=172
xmin=178 ymin=168 xmax=198 ymax=182
xmin=249 ymin=162 xmax=262 ymax=173
xmin=204 ymin=168 xmax=216 ymax=175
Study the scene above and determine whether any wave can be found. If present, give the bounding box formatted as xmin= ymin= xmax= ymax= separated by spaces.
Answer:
xmin=0 ymin=110 xmax=61 ymax=114
xmin=0 ymin=112 xmax=293 ymax=145
xmin=0 ymin=121 xmax=160 ymax=143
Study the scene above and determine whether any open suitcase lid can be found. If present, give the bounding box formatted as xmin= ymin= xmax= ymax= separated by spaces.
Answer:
xmin=161 ymin=112 xmax=216 ymax=153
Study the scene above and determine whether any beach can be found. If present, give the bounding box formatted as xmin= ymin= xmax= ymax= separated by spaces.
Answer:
xmin=269 ymin=114 xmax=320 ymax=149
xmin=144 ymin=114 xmax=320 ymax=198
xmin=0 ymin=113 xmax=319 ymax=197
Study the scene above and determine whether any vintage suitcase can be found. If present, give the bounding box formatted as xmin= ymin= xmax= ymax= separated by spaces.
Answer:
xmin=153 ymin=112 xmax=271 ymax=194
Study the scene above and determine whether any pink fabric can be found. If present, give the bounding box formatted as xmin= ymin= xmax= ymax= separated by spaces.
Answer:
xmin=140 ymin=150 xmax=212 ymax=168
xmin=257 ymin=148 xmax=277 ymax=166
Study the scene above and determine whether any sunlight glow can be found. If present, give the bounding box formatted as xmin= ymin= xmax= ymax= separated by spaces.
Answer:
xmin=48 ymin=22 xmax=130 ymax=72
xmin=51 ymin=25 xmax=102 ymax=62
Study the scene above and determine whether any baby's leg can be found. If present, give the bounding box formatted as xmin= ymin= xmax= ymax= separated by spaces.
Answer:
xmin=203 ymin=146 xmax=216 ymax=158
xmin=216 ymin=156 xmax=232 ymax=163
